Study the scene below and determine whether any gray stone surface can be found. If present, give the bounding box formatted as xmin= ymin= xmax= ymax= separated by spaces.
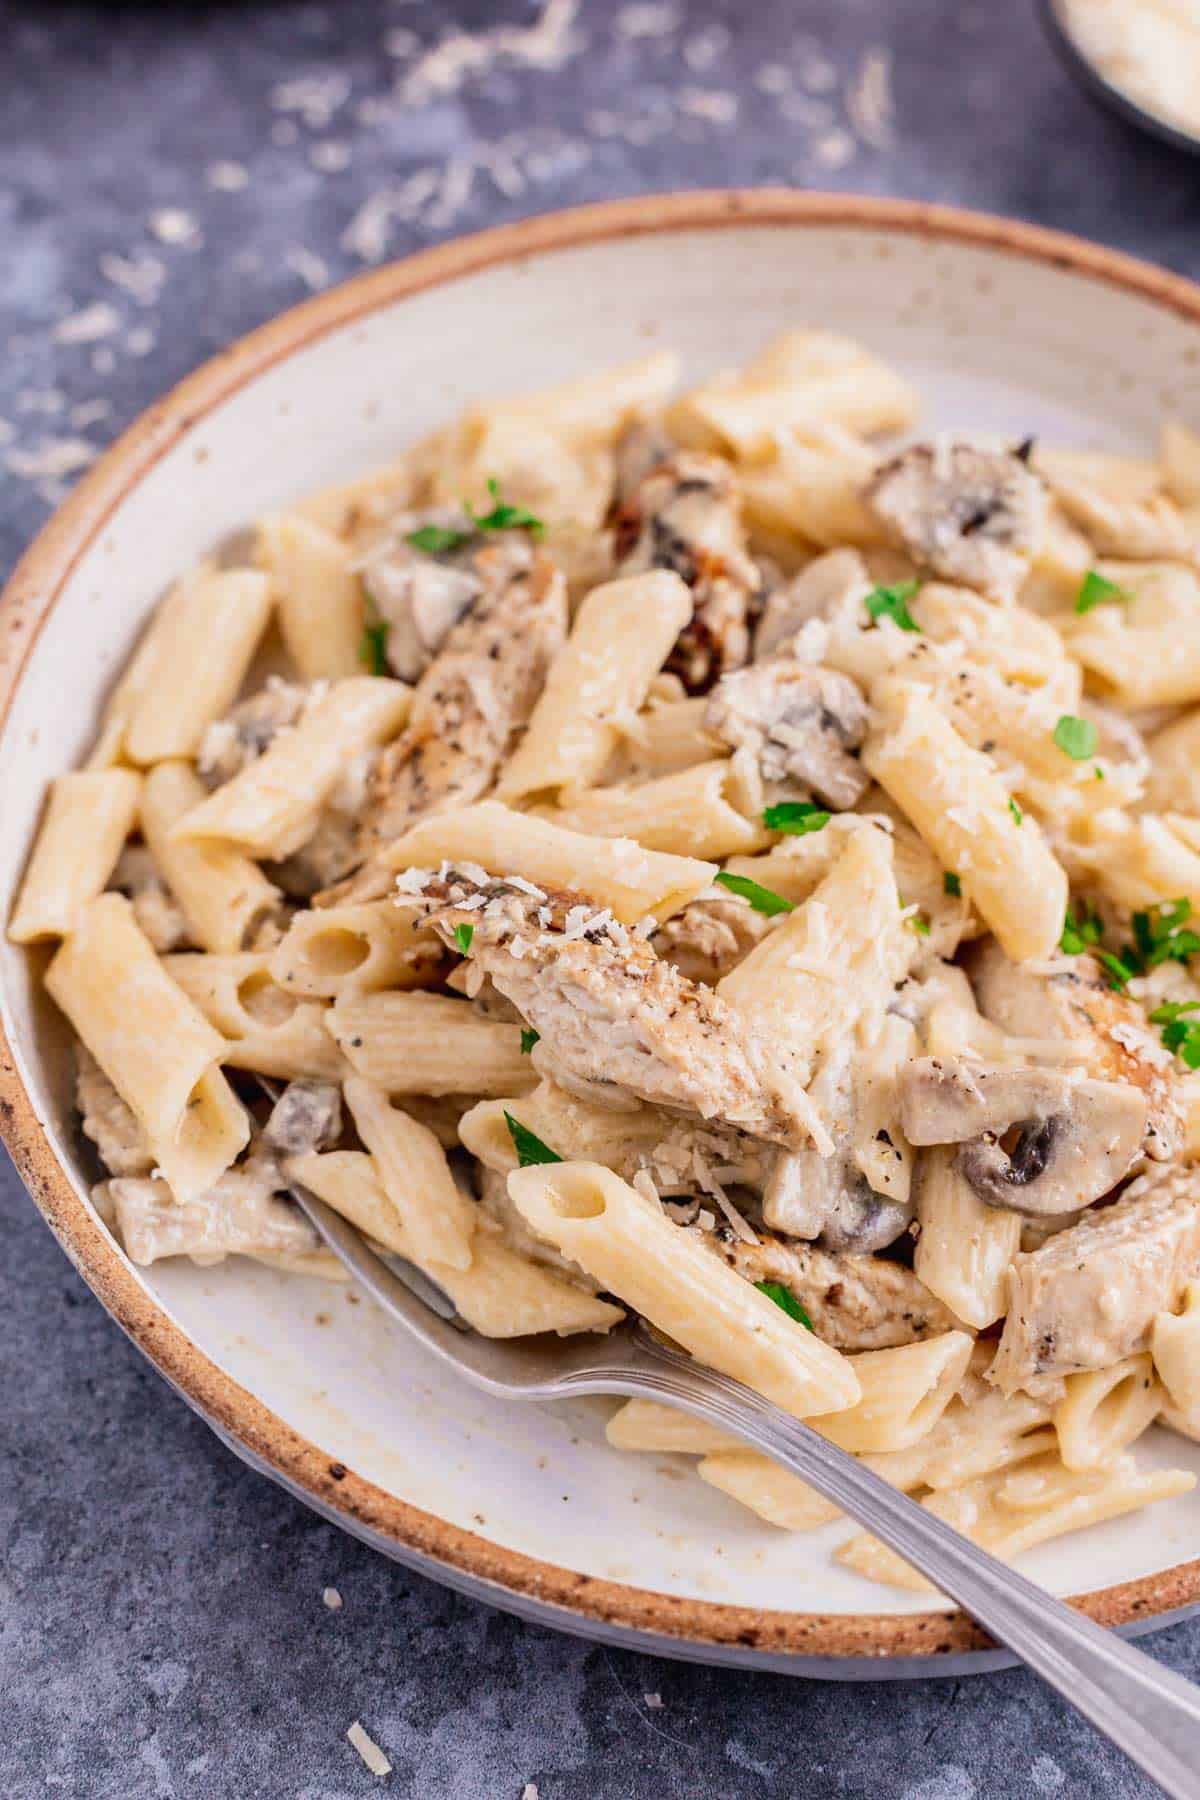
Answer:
xmin=3 ymin=1 xmax=1200 ymax=1794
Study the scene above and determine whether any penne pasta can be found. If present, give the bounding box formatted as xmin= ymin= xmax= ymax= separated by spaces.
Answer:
xmin=171 ymin=676 xmax=410 ymax=859
xmin=256 ymin=513 xmax=365 ymax=680
xmin=8 ymin=769 xmax=140 ymax=943
xmin=124 ymin=568 xmax=273 ymax=765
xmin=507 ymin=1161 xmax=860 ymax=1418
xmin=46 ymin=894 xmax=248 ymax=1200
xmin=496 ymin=571 xmax=693 ymax=805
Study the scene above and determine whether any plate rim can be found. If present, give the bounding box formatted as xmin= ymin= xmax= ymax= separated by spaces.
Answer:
xmin=3 ymin=187 xmax=1200 ymax=1666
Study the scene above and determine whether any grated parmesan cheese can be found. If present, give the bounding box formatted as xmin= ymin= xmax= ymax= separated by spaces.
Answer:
xmin=347 ymin=1721 xmax=391 ymax=1777
xmin=322 ymin=1586 xmax=343 ymax=1609
xmin=53 ymin=302 xmax=121 ymax=345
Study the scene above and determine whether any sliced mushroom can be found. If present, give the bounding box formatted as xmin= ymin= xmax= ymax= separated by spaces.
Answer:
xmin=753 ymin=548 xmax=871 ymax=661
xmin=897 ymin=1055 xmax=1145 ymax=1216
xmin=264 ymin=1080 xmax=343 ymax=1157
xmin=764 ymin=1147 xmax=912 ymax=1255
xmin=362 ymin=513 xmax=485 ymax=683
xmin=864 ymin=442 xmax=1046 ymax=602
xmin=705 ymin=657 xmax=870 ymax=811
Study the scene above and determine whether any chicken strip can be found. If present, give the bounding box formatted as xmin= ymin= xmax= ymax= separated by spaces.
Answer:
xmin=330 ymin=540 xmax=567 ymax=901
xmin=415 ymin=871 xmax=820 ymax=1149
xmin=705 ymin=657 xmax=870 ymax=811
xmin=360 ymin=509 xmax=495 ymax=683
xmin=988 ymin=1165 xmax=1200 ymax=1397
xmin=612 ymin=449 xmax=761 ymax=692
xmin=110 ymin=1150 xmax=319 ymax=1266
xmin=968 ymin=938 xmax=1182 ymax=1163
xmin=865 ymin=442 xmax=1046 ymax=602
xmin=75 ymin=1044 xmax=153 ymax=1177
xmin=709 ymin=1228 xmax=958 ymax=1352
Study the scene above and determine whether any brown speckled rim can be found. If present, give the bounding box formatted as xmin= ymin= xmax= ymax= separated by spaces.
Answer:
xmin=3 ymin=191 xmax=1200 ymax=1669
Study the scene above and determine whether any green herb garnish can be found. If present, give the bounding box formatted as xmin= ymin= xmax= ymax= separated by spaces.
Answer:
xmin=468 ymin=477 xmax=545 ymax=538
xmin=1060 ymin=904 xmax=1104 ymax=956
xmin=1009 ymin=798 xmax=1023 ymax=826
xmin=406 ymin=478 xmax=545 ymax=557
xmin=907 ymin=912 xmax=931 ymax=937
xmin=504 ymin=1112 xmax=562 ymax=1167
xmin=453 ymin=923 xmax=474 ymax=955
xmin=763 ymin=801 xmax=830 ymax=836
xmin=1131 ymin=899 xmax=1200 ymax=970
xmin=943 ymin=871 xmax=962 ymax=898
xmin=359 ymin=618 xmax=389 ymax=676
xmin=520 ymin=1028 xmax=540 ymax=1055
xmin=1097 ymin=949 xmax=1135 ymax=991
xmin=714 ymin=871 xmax=794 ymax=916
xmin=864 ymin=579 xmax=921 ymax=633
xmin=1150 ymin=1001 xmax=1200 ymax=1069
xmin=1076 ymin=570 xmax=1131 ymax=615
xmin=1053 ymin=715 xmax=1098 ymax=761
xmin=406 ymin=523 xmax=473 ymax=555
xmin=755 ymin=1281 xmax=813 ymax=1330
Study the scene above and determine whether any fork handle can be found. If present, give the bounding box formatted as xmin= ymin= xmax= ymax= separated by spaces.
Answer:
xmin=616 ymin=1356 xmax=1200 ymax=1800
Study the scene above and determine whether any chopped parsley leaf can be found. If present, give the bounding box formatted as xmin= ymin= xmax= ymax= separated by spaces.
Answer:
xmin=1053 ymin=714 xmax=1097 ymax=761
xmin=943 ymin=871 xmax=962 ymax=898
xmin=1094 ymin=765 xmax=1106 ymax=781
xmin=1008 ymin=797 xmax=1023 ymax=826
xmin=1096 ymin=949 xmax=1135 ymax=991
xmin=504 ymin=1111 xmax=562 ymax=1167
xmin=468 ymin=478 xmax=545 ymax=538
xmin=1130 ymin=898 xmax=1200 ymax=970
xmin=714 ymin=870 xmax=794 ymax=916
xmin=1150 ymin=1002 xmax=1200 ymax=1069
xmin=906 ymin=911 xmax=931 ymax=937
xmin=1060 ymin=904 xmax=1104 ymax=956
xmin=763 ymin=801 xmax=830 ymax=835
xmin=406 ymin=479 xmax=545 ymax=556
xmin=452 ymin=923 xmax=474 ymax=955
xmin=406 ymin=522 xmax=473 ymax=555
xmin=864 ymin=579 xmax=921 ymax=633
xmin=755 ymin=1280 xmax=813 ymax=1330
xmin=1076 ymin=569 xmax=1131 ymax=614
xmin=520 ymin=1028 xmax=540 ymax=1055
xmin=359 ymin=618 xmax=390 ymax=676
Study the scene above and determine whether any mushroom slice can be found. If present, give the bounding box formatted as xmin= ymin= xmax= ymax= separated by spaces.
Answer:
xmin=897 ymin=1056 xmax=1145 ymax=1217
xmin=753 ymin=548 xmax=871 ymax=661
xmin=765 ymin=1149 xmax=913 ymax=1254
xmin=864 ymin=442 xmax=1046 ymax=602
xmin=705 ymin=658 xmax=870 ymax=811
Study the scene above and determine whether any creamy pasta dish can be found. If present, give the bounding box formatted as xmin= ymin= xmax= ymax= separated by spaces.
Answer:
xmin=14 ymin=328 xmax=1200 ymax=1590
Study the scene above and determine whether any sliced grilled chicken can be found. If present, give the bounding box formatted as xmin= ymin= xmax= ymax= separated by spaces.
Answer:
xmin=415 ymin=872 xmax=820 ymax=1149
xmin=75 ymin=1044 xmax=154 ymax=1177
xmin=326 ymin=541 xmax=567 ymax=901
xmin=989 ymin=1165 xmax=1200 ymax=1397
xmin=612 ymin=449 xmax=761 ymax=692
xmin=968 ymin=939 xmax=1182 ymax=1164
xmin=360 ymin=510 xmax=488 ymax=683
xmin=709 ymin=1227 xmax=958 ymax=1351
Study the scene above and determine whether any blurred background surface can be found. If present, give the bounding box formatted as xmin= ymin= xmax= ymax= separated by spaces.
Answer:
xmin=2 ymin=4 xmax=1200 ymax=1796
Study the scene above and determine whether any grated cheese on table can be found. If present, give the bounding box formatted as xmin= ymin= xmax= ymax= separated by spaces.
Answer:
xmin=323 ymin=1586 xmax=343 ymax=1609
xmin=347 ymin=1721 xmax=391 ymax=1777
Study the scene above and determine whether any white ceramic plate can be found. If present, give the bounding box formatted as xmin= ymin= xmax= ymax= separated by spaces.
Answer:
xmin=4 ymin=193 xmax=1200 ymax=1677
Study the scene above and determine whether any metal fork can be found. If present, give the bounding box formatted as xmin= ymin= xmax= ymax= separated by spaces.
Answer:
xmin=283 ymin=1170 xmax=1200 ymax=1797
